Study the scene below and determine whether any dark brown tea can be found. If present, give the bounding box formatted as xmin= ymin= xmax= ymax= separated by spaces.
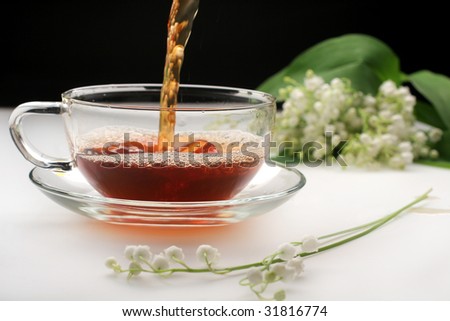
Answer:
xmin=76 ymin=130 xmax=264 ymax=201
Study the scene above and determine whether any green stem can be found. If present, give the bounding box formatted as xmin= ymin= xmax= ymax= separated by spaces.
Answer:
xmin=171 ymin=256 xmax=193 ymax=270
xmin=122 ymin=189 xmax=431 ymax=276
xmin=301 ymin=188 xmax=432 ymax=257
xmin=290 ymin=217 xmax=385 ymax=246
xmin=318 ymin=216 xmax=385 ymax=240
xmin=161 ymin=261 xmax=269 ymax=274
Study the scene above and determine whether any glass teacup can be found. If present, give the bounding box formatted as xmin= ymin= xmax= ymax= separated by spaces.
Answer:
xmin=10 ymin=84 xmax=276 ymax=201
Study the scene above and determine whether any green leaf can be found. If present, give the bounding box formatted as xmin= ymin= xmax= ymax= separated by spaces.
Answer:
xmin=415 ymin=159 xmax=450 ymax=169
xmin=409 ymin=70 xmax=450 ymax=130
xmin=435 ymin=130 xmax=450 ymax=161
xmin=257 ymin=34 xmax=401 ymax=98
xmin=414 ymin=100 xmax=447 ymax=130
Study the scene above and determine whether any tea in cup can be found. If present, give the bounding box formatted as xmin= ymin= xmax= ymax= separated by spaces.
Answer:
xmin=10 ymin=84 xmax=276 ymax=201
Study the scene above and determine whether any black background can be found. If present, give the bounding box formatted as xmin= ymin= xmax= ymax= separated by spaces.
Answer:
xmin=2 ymin=0 xmax=448 ymax=106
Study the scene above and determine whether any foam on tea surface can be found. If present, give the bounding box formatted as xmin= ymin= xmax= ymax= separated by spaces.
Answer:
xmin=75 ymin=127 xmax=265 ymax=201
xmin=77 ymin=127 xmax=264 ymax=166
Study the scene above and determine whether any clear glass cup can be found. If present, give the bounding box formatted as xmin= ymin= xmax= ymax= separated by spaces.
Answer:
xmin=10 ymin=84 xmax=276 ymax=201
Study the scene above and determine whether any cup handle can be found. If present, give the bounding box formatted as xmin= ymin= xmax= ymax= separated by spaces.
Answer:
xmin=9 ymin=101 xmax=74 ymax=171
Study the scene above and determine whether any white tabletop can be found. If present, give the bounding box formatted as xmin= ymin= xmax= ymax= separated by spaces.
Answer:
xmin=1 ymin=107 xmax=450 ymax=301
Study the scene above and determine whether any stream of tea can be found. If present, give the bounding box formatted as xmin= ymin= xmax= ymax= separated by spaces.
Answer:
xmin=76 ymin=0 xmax=264 ymax=201
xmin=158 ymin=0 xmax=199 ymax=151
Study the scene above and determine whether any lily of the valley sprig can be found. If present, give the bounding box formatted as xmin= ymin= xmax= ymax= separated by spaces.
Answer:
xmin=106 ymin=189 xmax=431 ymax=300
xmin=275 ymin=71 xmax=442 ymax=169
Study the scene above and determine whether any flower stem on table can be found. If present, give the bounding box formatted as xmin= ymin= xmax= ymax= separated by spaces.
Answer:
xmin=106 ymin=189 xmax=432 ymax=300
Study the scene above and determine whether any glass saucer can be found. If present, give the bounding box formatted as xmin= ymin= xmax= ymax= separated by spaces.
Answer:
xmin=29 ymin=165 xmax=306 ymax=226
